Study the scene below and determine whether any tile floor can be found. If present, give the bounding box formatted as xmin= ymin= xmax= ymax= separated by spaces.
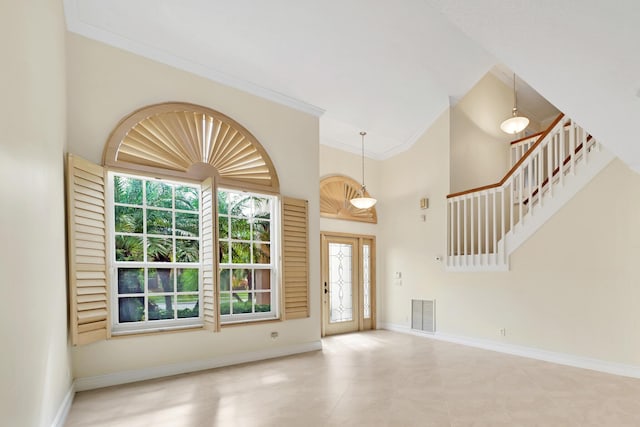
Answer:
xmin=65 ymin=330 xmax=640 ymax=426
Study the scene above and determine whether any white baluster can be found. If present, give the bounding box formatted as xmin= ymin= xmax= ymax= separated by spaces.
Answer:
xmin=569 ymin=121 xmax=576 ymax=174
xmin=518 ymin=170 xmax=523 ymax=226
xmin=470 ymin=195 xmax=475 ymax=265
xmin=457 ymin=199 xmax=461 ymax=266
xmin=582 ymin=126 xmax=588 ymax=164
xmin=493 ymin=190 xmax=498 ymax=266
xmin=547 ymin=138 xmax=553 ymax=198
xmin=463 ymin=197 xmax=468 ymax=266
xmin=485 ymin=191 xmax=489 ymax=265
xmin=559 ymin=123 xmax=566 ymax=184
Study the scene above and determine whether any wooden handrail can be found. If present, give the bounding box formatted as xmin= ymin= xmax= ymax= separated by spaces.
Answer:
xmin=447 ymin=112 xmax=565 ymax=199
xmin=510 ymin=131 xmax=543 ymax=146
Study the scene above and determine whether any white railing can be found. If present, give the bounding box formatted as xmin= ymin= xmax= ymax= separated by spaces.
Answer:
xmin=510 ymin=133 xmax=541 ymax=166
xmin=447 ymin=114 xmax=600 ymax=270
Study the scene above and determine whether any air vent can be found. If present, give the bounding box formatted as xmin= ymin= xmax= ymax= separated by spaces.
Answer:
xmin=411 ymin=299 xmax=435 ymax=333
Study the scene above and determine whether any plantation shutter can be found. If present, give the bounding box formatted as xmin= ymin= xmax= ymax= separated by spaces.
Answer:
xmin=281 ymin=197 xmax=310 ymax=319
xmin=201 ymin=177 xmax=218 ymax=331
xmin=66 ymin=154 xmax=109 ymax=346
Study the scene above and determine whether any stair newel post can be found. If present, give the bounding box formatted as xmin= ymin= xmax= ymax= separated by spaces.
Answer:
xmin=492 ymin=190 xmax=497 ymax=266
xmin=457 ymin=198 xmax=461 ymax=266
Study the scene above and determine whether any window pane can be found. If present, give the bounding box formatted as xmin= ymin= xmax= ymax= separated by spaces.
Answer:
xmin=148 ymin=268 xmax=174 ymax=293
xmin=232 ymin=268 xmax=252 ymax=291
xmin=114 ymin=206 xmax=143 ymax=233
xmin=220 ymin=292 xmax=231 ymax=315
xmin=115 ymin=236 xmax=143 ymax=262
xmin=219 ymin=241 xmax=229 ymax=263
xmin=254 ymin=270 xmax=271 ymax=290
xmin=147 ymin=237 xmax=173 ymax=262
xmin=176 ymin=239 xmax=199 ymax=262
xmin=147 ymin=209 xmax=172 ymax=235
xmin=146 ymin=181 xmax=173 ymax=208
xmin=233 ymin=293 xmax=253 ymax=314
xmin=252 ymin=220 xmax=270 ymax=241
xmin=176 ymin=212 xmax=199 ymax=237
xmin=231 ymin=242 xmax=251 ymax=263
xmin=177 ymin=295 xmax=199 ymax=318
xmin=119 ymin=297 xmax=144 ymax=322
xmin=255 ymin=292 xmax=271 ymax=312
xmin=114 ymin=176 xmax=142 ymax=205
xmin=218 ymin=215 xmax=228 ymax=238
xmin=230 ymin=217 xmax=250 ymax=240
xmin=217 ymin=191 xmax=228 ymax=214
xmin=117 ymin=268 xmax=144 ymax=294
xmin=220 ymin=269 xmax=230 ymax=291
xmin=252 ymin=243 xmax=270 ymax=264
xmin=229 ymin=194 xmax=251 ymax=216
xmin=175 ymin=186 xmax=199 ymax=211
xmin=148 ymin=296 xmax=175 ymax=320
xmin=253 ymin=197 xmax=271 ymax=220
xmin=177 ymin=268 xmax=199 ymax=292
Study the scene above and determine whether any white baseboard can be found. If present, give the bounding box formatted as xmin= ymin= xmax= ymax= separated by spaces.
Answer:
xmin=50 ymin=381 xmax=75 ymax=427
xmin=75 ymin=340 xmax=322 ymax=391
xmin=379 ymin=322 xmax=640 ymax=379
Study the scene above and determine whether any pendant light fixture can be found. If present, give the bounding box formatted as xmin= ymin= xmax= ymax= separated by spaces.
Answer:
xmin=500 ymin=73 xmax=529 ymax=135
xmin=350 ymin=131 xmax=377 ymax=209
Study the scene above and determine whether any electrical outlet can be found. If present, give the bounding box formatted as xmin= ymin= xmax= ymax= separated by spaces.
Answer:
xmin=270 ymin=331 xmax=278 ymax=339
xmin=499 ymin=328 xmax=506 ymax=337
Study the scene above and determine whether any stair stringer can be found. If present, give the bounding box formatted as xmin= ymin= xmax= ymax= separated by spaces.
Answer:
xmin=503 ymin=146 xmax=615 ymax=258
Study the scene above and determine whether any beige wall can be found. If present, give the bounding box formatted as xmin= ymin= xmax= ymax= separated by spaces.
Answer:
xmin=378 ymin=101 xmax=640 ymax=366
xmin=0 ymin=1 xmax=73 ymax=425
xmin=67 ymin=34 xmax=321 ymax=378
xmin=450 ymin=72 xmax=542 ymax=193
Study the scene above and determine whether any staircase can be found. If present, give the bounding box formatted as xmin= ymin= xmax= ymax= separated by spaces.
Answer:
xmin=446 ymin=114 xmax=615 ymax=271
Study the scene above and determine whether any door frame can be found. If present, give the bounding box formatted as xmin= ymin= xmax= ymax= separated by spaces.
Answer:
xmin=320 ymin=231 xmax=376 ymax=337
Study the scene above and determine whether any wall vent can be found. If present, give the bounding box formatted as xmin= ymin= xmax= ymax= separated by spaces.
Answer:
xmin=411 ymin=299 xmax=435 ymax=333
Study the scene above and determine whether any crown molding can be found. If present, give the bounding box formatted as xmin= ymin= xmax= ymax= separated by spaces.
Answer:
xmin=63 ymin=0 xmax=325 ymax=118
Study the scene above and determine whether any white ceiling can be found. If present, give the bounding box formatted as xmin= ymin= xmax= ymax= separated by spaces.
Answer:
xmin=64 ymin=0 xmax=640 ymax=169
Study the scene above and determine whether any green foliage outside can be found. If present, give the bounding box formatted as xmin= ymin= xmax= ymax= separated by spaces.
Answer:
xmin=114 ymin=175 xmax=200 ymax=323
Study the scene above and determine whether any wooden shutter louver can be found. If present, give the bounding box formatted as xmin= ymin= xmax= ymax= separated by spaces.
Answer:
xmin=66 ymin=154 xmax=109 ymax=346
xmin=320 ymin=175 xmax=377 ymax=223
xmin=103 ymin=102 xmax=279 ymax=194
xmin=281 ymin=197 xmax=310 ymax=320
xmin=201 ymin=177 xmax=218 ymax=331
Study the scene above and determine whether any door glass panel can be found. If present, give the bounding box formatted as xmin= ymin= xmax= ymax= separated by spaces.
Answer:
xmin=328 ymin=242 xmax=353 ymax=323
xmin=363 ymin=244 xmax=371 ymax=319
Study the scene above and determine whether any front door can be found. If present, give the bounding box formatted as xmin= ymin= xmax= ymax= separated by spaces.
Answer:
xmin=321 ymin=233 xmax=375 ymax=336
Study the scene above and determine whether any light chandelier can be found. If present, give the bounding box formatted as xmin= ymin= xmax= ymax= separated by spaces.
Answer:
xmin=350 ymin=131 xmax=377 ymax=210
xmin=500 ymin=73 xmax=529 ymax=135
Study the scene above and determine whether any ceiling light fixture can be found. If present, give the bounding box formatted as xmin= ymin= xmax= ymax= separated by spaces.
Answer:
xmin=500 ymin=73 xmax=529 ymax=135
xmin=350 ymin=131 xmax=377 ymax=210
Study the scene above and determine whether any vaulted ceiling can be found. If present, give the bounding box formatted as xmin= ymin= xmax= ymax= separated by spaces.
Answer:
xmin=64 ymin=0 xmax=640 ymax=170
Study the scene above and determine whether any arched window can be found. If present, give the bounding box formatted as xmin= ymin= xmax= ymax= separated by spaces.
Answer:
xmin=320 ymin=175 xmax=377 ymax=223
xmin=66 ymin=103 xmax=308 ymax=345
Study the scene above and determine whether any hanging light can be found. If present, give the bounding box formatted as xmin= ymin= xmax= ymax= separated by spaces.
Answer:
xmin=500 ymin=73 xmax=529 ymax=134
xmin=350 ymin=131 xmax=377 ymax=209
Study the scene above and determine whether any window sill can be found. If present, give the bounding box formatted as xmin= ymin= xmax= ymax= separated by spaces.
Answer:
xmin=221 ymin=317 xmax=281 ymax=328
xmin=111 ymin=323 xmax=204 ymax=338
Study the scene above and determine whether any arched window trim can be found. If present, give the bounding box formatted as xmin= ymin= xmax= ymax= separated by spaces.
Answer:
xmin=103 ymin=102 xmax=280 ymax=195
xmin=320 ymin=174 xmax=377 ymax=224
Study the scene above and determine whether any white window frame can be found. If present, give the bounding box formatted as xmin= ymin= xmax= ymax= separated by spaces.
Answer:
xmin=107 ymin=171 xmax=204 ymax=335
xmin=217 ymin=188 xmax=280 ymax=324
